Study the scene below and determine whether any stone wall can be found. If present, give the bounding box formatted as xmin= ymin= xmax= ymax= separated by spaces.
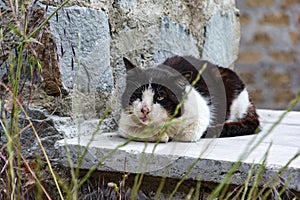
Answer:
xmin=1 ymin=0 xmax=241 ymax=118
xmin=235 ymin=0 xmax=300 ymax=110
xmin=42 ymin=0 xmax=240 ymax=126
xmin=0 ymin=0 xmax=241 ymax=157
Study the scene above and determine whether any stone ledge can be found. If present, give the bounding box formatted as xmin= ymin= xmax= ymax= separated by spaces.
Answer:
xmin=55 ymin=109 xmax=300 ymax=192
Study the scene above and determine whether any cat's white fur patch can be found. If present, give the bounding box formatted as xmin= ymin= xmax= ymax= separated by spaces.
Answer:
xmin=171 ymin=86 xmax=210 ymax=141
xmin=227 ymin=88 xmax=250 ymax=122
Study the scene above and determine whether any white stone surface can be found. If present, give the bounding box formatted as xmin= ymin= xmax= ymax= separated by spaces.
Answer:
xmin=56 ymin=109 xmax=300 ymax=191
xmin=202 ymin=9 xmax=240 ymax=68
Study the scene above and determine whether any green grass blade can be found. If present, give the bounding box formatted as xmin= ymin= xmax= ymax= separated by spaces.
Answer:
xmin=210 ymin=90 xmax=300 ymax=199
xmin=247 ymin=143 xmax=272 ymax=200
xmin=258 ymin=151 xmax=300 ymax=199
xmin=27 ymin=0 xmax=69 ymax=39
xmin=194 ymin=176 xmax=201 ymax=200
xmin=241 ymin=162 xmax=256 ymax=200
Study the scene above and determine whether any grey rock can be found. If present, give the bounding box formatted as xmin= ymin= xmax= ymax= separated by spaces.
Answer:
xmin=202 ymin=9 xmax=240 ymax=67
xmin=49 ymin=114 xmax=116 ymax=139
xmin=153 ymin=16 xmax=200 ymax=64
xmin=113 ymin=0 xmax=136 ymax=12
xmin=0 ymin=107 xmax=62 ymax=159
xmin=0 ymin=0 xmax=10 ymax=10
xmin=0 ymin=60 xmax=9 ymax=82
xmin=45 ymin=5 xmax=113 ymax=93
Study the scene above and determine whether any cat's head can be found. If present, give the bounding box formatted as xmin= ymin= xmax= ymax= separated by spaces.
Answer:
xmin=121 ymin=57 xmax=189 ymax=126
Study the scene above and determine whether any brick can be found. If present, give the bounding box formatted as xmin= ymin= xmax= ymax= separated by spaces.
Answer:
xmin=281 ymin=0 xmax=300 ymax=8
xmin=253 ymin=32 xmax=272 ymax=45
xmin=239 ymin=14 xmax=250 ymax=25
xmin=246 ymin=0 xmax=275 ymax=7
xmin=263 ymin=69 xmax=292 ymax=87
xmin=238 ymin=51 xmax=262 ymax=63
xmin=274 ymin=89 xmax=295 ymax=104
xmin=269 ymin=51 xmax=296 ymax=62
xmin=289 ymin=31 xmax=300 ymax=44
xmin=259 ymin=12 xmax=290 ymax=25
xmin=297 ymin=13 xmax=300 ymax=23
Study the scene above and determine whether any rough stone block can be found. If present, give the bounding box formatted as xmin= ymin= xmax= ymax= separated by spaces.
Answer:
xmin=71 ymin=89 xmax=96 ymax=119
xmin=45 ymin=5 xmax=113 ymax=93
xmin=153 ymin=16 xmax=200 ymax=64
xmin=202 ymin=9 xmax=240 ymax=68
xmin=0 ymin=107 xmax=62 ymax=159
xmin=114 ymin=0 xmax=136 ymax=12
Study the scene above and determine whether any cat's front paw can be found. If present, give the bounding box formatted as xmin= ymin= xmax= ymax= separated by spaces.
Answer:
xmin=152 ymin=131 xmax=169 ymax=143
xmin=160 ymin=133 xmax=169 ymax=143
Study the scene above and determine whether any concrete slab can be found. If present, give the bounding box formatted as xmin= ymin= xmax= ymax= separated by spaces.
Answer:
xmin=55 ymin=109 xmax=300 ymax=191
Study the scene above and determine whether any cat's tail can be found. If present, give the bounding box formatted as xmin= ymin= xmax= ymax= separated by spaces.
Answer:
xmin=203 ymin=104 xmax=260 ymax=138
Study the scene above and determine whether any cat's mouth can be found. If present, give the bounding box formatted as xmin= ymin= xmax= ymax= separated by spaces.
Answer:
xmin=140 ymin=116 xmax=149 ymax=123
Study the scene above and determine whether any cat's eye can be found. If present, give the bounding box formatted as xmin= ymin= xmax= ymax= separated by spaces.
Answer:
xmin=157 ymin=96 xmax=164 ymax=101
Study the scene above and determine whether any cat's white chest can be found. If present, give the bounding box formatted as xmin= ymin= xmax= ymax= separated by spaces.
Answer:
xmin=182 ymin=86 xmax=210 ymax=121
xmin=170 ymin=86 xmax=210 ymax=141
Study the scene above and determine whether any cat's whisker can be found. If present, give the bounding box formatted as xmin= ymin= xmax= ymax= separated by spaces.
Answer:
xmin=122 ymin=110 xmax=134 ymax=115
xmin=119 ymin=122 xmax=141 ymax=128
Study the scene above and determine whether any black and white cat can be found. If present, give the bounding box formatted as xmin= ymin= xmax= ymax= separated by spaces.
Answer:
xmin=118 ymin=56 xmax=259 ymax=142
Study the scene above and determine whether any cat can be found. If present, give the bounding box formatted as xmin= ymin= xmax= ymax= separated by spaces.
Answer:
xmin=118 ymin=56 xmax=260 ymax=142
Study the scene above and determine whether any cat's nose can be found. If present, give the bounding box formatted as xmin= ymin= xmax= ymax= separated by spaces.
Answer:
xmin=141 ymin=106 xmax=150 ymax=115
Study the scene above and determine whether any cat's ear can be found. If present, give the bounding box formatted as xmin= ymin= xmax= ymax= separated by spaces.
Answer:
xmin=182 ymin=71 xmax=193 ymax=82
xmin=171 ymin=71 xmax=194 ymax=87
xmin=171 ymin=75 xmax=189 ymax=88
xmin=123 ymin=57 xmax=136 ymax=72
